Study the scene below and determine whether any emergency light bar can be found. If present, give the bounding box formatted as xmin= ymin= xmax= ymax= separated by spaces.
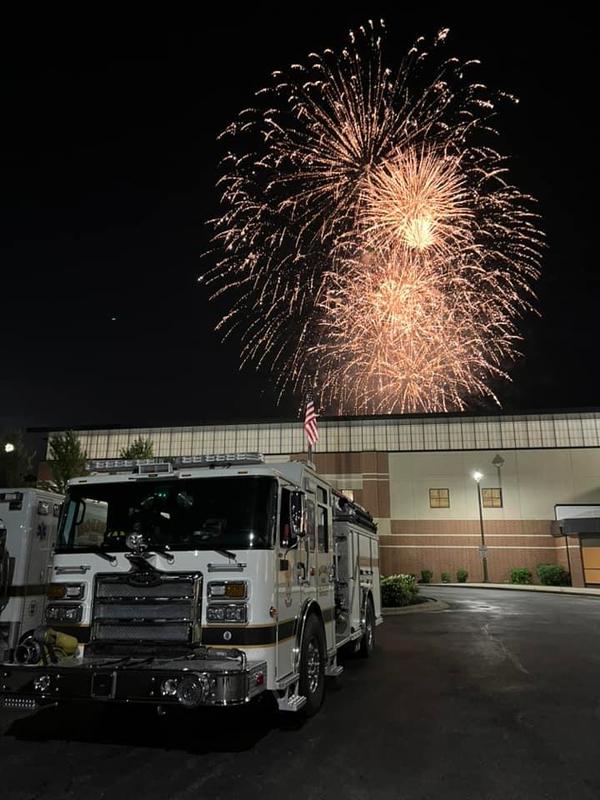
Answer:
xmin=174 ymin=453 xmax=265 ymax=468
xmin=86 ymin=459 xmax=174 ymax=474
xmin=85 ymin=453 xmax=265 ymax=474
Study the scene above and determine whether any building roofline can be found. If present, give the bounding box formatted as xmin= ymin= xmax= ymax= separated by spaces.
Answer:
xmin=26 ymin=404 xmax=600 ymax=434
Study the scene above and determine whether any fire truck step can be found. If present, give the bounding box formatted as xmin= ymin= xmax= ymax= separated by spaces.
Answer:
xmin=325 ymin=664 xmax=343 ymax=678
xmin=277 ymin=693 xmax=307 ymax=712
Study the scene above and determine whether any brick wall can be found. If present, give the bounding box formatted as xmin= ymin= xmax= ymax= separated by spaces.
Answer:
xmin=381 ymin=520 xmax=569 ymax=583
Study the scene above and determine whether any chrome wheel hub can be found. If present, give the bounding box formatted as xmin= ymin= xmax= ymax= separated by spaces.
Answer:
xmin=367 ymin=619 xmax=374 ymax=649
xmin=306 ymin=639 xmax=321 ymax=694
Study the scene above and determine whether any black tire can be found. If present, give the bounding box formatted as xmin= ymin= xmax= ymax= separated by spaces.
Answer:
xmin=359 ymin=598 xmax=375 ymax=658
xmin=298 ymin=614 xmax=326 ymax=717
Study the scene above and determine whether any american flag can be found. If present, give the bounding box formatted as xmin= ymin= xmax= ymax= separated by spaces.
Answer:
xmin=304 ymin=399 xmax=319 ymax=447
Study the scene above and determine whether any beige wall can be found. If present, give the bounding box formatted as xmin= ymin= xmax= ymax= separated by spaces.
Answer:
xmin=389 ymin=449 xmax=600 ymax=521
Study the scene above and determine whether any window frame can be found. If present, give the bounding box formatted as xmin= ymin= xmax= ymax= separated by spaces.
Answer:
xmin=429 ymin=488 xmax=450 ymax=509
xmin=481 ymin=487 xmax=503 ymax=508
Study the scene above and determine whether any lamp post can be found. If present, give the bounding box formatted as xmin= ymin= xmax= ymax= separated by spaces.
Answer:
xmin=472 ymin=470 xmax=489 ymax=583
xmin=3 ymin=443 xmax=15 ymax=454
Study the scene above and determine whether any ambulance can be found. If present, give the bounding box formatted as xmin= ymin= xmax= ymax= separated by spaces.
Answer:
xmin=0 ymin=489 xmax=62 ymax=663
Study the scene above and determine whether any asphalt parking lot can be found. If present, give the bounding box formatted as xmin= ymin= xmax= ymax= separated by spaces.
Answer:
xmin=2 ymin=587 xmax=600 ymax=800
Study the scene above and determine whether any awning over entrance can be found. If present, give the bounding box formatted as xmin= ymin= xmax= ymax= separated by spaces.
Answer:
xmin=554 ymin=505 xmax=600 ymax=585
xmin=553 ymin=504 xmax=600 ymax=537
xmin=552 ymin=517 xmax=600 ymax=536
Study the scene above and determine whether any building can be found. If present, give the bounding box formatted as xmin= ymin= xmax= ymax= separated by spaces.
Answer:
xmin=40 ymin=408 xmax=600 ymax=587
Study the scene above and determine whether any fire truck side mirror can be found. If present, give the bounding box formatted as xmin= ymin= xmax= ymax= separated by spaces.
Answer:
xmin=289 ymin=491 xmax=305 ymax=541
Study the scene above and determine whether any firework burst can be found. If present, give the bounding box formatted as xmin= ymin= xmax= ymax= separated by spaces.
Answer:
xmin=361 ymin=147 xmax=472 ymax=258
xmin=312 ymin=246 xmax=517 ymax=414
xmin=203 ymin=21 xmax=543 ymax=414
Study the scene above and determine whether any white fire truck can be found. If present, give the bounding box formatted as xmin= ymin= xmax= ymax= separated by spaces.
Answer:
xmin=0 ymin=454 xmax=381 ymax=717
xmin=0 ymin=489 xmax=63 ymax=663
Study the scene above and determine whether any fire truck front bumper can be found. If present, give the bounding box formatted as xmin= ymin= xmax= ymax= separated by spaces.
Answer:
xmin=0 ymin=649 xmax=267 ymax=712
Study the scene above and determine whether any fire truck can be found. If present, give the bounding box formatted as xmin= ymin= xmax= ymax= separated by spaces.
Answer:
xmin=0 ymin=454 xmax=381 ymax=717
xmin=0 ymin=489 xmax=63 ymax=664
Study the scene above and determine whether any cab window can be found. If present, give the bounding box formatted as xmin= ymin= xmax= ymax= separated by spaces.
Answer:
xmin=280 ymin=487 xmax=291 ymax=547
xmin=317 ymin=505 xmax=328 ymax=553
xmin=305 ymin=498 xmax=316 ymax=551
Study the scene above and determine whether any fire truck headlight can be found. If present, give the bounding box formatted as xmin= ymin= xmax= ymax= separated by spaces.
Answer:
xmin=45 ymin=603 xmax=83 ymax=623
xmin=207 ymin=604 xmax=247 ymax=624
xmin=160 ymin=678 xmax=179 ymax=696
xmin=33 ymin=674 xmax=51 ymax=693
xmin=176 ymin=674 xmax=209 ymax=708
xmin=206 ymin=605 xmax=226 ymax=622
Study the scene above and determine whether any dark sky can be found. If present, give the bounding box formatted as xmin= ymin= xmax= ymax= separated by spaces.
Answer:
xmin=0 ymin=4 xmax=595 ymax=430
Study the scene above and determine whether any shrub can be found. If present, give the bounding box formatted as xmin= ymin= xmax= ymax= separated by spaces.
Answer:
xmin=510 ymin=567 xmax=532 ymax=585
xmin=536 ymin=564 xmax=570 ymax=586
xmin=440 ymin=571 xmax=451 ymax=583
xmin=380 ymin=574 xmax=419 ymax=607
xmin=419 ymin=569 xmax=433 ymax=584
xmin=456 ymin=568 xmax=468 ymax=583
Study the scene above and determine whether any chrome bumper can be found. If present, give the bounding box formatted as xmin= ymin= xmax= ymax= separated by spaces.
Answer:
xmin=0 ymin=649 xmax=267 ymax=711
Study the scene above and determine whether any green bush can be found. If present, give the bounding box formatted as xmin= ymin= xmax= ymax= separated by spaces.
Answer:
xmin=440 ymin=571 xmax=451 ymax=583
xmin=380 ymin=574 xmax=419 ymax=607
xmin=419 ymin=569 xmax=433 ymax=584
xmin=456 ymin=568 xmax=468 ymax=583
xmin=510 ymin=567 xmax=532 ymax=585
xmin=536 ymin=564 xmax=570 ymax=586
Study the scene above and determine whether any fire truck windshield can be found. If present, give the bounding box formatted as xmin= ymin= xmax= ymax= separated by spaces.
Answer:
xmin=57 ymin=475 xmax=277 ymax=552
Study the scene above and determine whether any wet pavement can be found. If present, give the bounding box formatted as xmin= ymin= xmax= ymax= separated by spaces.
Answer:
xmin=2 ymin=587 xmax=600 ymax=800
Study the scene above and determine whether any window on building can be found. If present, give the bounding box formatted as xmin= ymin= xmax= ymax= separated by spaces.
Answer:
xmin=429 ymin=488 xmax=450 ymax=509
xmin=482 ymin=488 xmax=503 ymax=508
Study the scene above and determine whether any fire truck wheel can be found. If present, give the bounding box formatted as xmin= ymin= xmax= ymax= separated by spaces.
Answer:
xmin=359 ymin=597 xmax=375 ymax=658
xmin=299 ymin=614 xmax=326 ymax=717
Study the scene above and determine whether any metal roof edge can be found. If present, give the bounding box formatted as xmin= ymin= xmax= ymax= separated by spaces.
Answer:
xmin=27 ymin=404 xmax=600 ymax=435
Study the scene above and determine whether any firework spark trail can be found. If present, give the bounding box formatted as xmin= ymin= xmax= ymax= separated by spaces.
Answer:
xmin=203 ymin=21 xmax=544 ymax=414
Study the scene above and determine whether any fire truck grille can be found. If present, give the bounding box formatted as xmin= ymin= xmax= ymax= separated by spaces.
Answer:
xmin=92 ymin=572 xmax=202 ymax=646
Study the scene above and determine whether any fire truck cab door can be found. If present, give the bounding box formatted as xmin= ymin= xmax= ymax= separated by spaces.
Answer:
xmin=314 ymin=483 xmax=335 ymax=652
xmin=299 ymin=481 xmax=335 ymax=652
xmin=277 ymin=486 xmax=307 ymax=679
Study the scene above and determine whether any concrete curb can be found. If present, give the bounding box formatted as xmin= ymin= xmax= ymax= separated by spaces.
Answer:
xmin=382 ymin=597 xmax=449 ymax=615
xmin=428 ymin=583 xmax=600 ymax=598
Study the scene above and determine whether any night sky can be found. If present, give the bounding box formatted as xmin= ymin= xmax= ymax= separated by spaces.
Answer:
xmin=0 ymin=5 xmax=595 ymax=430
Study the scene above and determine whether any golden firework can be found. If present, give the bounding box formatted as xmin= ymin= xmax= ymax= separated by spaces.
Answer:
xmin=203 ymin=22 xmax=543 ymax=414
xmin=361 ymin=148 xmax=472 ymax=258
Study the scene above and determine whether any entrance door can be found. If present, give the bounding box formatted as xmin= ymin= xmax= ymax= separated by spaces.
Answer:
xmin=581 ymin=536 xmax=600 ymax=585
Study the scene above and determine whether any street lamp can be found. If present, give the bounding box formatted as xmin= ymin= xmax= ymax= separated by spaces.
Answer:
xmin=3 ymin=443 xmax=15 ymax=454
xmin=472 ymin=470 xmax=489 ymax=583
